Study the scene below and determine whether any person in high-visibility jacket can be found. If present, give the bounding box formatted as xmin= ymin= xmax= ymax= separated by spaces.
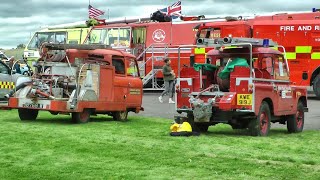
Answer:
xmin=127 ymin=61 xmax=138 ymax=77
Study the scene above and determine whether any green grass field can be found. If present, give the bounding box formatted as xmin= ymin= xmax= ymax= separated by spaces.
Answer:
xmin=0 ymin=110 xmax=319 ymax=179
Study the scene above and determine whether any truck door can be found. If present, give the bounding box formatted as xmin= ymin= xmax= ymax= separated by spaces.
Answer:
xmin=112 ymin=56 xmax=129 ymax=104
xmin=126 ymin=58 xmax=143 ymax=107
xmin=273 ymin=55 xmax=293 ymax=113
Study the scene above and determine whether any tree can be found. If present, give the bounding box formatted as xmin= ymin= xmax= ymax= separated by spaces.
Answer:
xmin=17 ymin=44 xmax=26 ymax=49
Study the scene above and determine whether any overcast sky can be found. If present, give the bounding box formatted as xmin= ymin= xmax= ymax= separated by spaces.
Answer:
xmin=0 ymin=0 xmax=319 ymax=49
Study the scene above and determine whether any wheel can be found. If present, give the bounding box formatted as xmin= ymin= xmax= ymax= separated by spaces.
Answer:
xmin=23 ymin=71 xmax=29 ymax=76
xmin=313 ymin=74 xmax=320 ymax=98
xmin=248 ymin=101 xmax=271 ymax=136
xmin=49 ymin=111 xmax=59 ymax=115
xmin=186 ymin=113 xmax=210 ymax=132
xmin=72 ymin=109 xmax=91 ymax=123
xmin=18 ymin=109 xmax=39 ymax=121
xmin=287 ymin=101 xmax=304 ymax=133
xmin=113 ymin=110 xmax=128 ymax=121
xmin=194 ymin=123 xmax=209 ymax=132
xmin=231 ymin=122 xmax=248 ymax=130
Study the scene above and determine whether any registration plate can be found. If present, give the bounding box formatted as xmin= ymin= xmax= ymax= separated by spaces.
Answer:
xmin=237 ymin=94 xmax=252 ymax=105
xmin=22 ymin=103 xmax=45 ymax=109
xmin=18 ymin=99 xmax=50 ymax=109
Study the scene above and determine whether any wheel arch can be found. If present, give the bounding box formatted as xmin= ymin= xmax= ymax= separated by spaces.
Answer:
xmin=261 ymin=98 xmax=274 ymax=115
xmin=310 ymin=66 xmax=320 ymax=86
xmin=298 ymin=96 xmax=307 ymax=107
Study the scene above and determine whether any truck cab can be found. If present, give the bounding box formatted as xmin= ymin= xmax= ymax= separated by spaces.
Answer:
xmin=175 ymin=37 xmax=308 ymax=136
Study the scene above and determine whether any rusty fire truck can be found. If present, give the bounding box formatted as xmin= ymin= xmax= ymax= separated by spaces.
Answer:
xmin=84 ymin=10 xmax=320 ymax=97
xmin=5 ymin=43 xmax=143 ymax=123
xmin=175 ymin=37 xmax=308 ymax=136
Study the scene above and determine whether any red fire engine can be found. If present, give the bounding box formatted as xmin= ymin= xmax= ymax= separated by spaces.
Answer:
xmin=5 ymin=44 xmax=143 ymax=123
xmin=84 ymin=11 xmax=320 ymax=95
xmin=84 ymin=15 xmax=221 ymax=90
xmin=192 ymin=11 xmax=320 ymax=97
xmin=175 ymin=37 xmax=308 ymax=136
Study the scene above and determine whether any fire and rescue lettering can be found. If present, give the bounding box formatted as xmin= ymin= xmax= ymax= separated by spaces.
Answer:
xmin=280 ymin=25 xmax=320 ymax=31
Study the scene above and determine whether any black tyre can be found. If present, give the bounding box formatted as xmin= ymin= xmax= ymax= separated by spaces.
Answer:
xmin=72 ymin=109 xmax=91 ymax=123
xmin=113 ymin=110 xmax=128 ymax=121
xmin=287 ymin=101 xmax=304 ymax=133
xmin=194 ymin=123 xmax=210 ymax=132
xmin=313 ymin=74 xmax=320 ymax=98
xmin=248 ymin=101 xmax=271 ymax=136
xmin=18 ymin=109 xmax=39 ymax=121
xmin=186 ymin=113 xmax=209 ymax=132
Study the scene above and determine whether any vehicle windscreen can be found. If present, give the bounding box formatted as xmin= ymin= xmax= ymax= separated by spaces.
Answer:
xmin=27 ymin=31 xmax=67 ymax=49
xmin=85 ymin=28 xmax=131 ymax=47
xmin=196 ymin=28 xmax=221 ymax=45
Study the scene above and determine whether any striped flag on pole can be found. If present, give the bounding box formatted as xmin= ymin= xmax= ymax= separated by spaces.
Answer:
xmin=88 ymin=5 xmax=105 ymax=19
xmin=159 ymin=0 xmax=182 ymax=19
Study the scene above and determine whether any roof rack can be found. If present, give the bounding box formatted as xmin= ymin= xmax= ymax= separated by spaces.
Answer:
xmin=215 ymin=37 xmax=278 ymax=47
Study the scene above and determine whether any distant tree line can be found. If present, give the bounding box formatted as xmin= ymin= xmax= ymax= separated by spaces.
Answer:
xmin=17 ymin=44 xmax=26 ymax=49
xmin=0 ymin=44 xmax=25 ymax=50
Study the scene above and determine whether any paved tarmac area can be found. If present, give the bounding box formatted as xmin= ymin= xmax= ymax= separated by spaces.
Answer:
xmin=131 ymin=92 xmax=320 ymax=130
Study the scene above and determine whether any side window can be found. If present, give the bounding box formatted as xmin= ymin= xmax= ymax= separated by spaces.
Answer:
xmin=112 ymin=58 xmax=125 ymax=75
xmin=0 ymin=62 xmax=9 ymax=74
xmin=55 ymin=32 xmax=66 ymax=43
xmin=274 ymin=55 xmax=289 ymax=80
xmin=127 ymin=58 xmax=138 ymax=77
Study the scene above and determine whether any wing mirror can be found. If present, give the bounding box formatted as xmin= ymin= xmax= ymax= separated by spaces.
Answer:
xmin=302 ymin=71 xmax=308 ymax=80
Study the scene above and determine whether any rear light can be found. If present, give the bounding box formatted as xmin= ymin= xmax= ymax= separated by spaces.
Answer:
xmin=175 ymin=85 xmax=180 ymax=92
xmin=248 ymin=84 xmax=254 ymax=93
